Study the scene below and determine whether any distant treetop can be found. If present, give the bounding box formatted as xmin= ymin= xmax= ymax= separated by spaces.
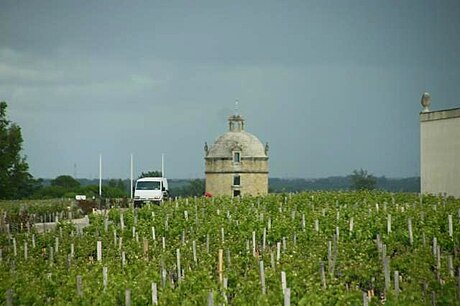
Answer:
xmin=139 ymin=171 xmax=162 ymax=178
xmin=350 ymin=169 xmax=377 ymax=191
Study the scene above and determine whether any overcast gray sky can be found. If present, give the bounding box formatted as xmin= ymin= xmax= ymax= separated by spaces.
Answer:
xmin=1 ymin=0 xmax=459 ymax=179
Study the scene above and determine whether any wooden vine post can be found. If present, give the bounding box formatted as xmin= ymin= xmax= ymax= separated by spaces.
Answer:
xmin=281 ymin=271 xmax=287 ymax=292
xmin=218 ymin=249 xmax=224 ymax=284
xmin=125 ymin=289 xmax=131 ymax=306
xmin=284 ymin=288 xmax=291 ymax=306
xmin=259 ymin=260 xmax=266 ymax=294
xmin=152 ymin=282 xmax=158 ymax=305
xmin=97 ymin=241 xmax=102 ymax=262
xmin=6 ymin=288 xmax=13 ymax=306
xmin=76 ymin=275 xmax=83 ymax=297
xmin=176 ymin=249 xmax=181 ymax=282
xmin=408 ymin=218 xmax=413 ymax=245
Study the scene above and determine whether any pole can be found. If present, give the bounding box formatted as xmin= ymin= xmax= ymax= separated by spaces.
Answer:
xmin=161 ymin=153 xmax=165 ymax=177
xmin=130 ymin=153 xmax=133 ymax=199
xmin=99 ymin=153 xmax=102 ymax=197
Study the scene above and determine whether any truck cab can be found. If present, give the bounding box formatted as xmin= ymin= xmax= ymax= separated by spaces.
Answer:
xmin=134 ymin=177 xmax=169 ymax=207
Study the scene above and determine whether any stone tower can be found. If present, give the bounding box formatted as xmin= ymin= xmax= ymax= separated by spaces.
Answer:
xmin=205 ymin=113 xmax=269 ymax=197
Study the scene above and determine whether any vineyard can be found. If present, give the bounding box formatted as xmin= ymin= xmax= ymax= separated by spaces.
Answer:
xmin=1 ymin=192 xmax=459 ymax=305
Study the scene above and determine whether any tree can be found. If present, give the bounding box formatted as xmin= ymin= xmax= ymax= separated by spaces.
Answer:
xmin=51 ymin=175 xmax=81 ymax=189
xmin=101 ymin=185 xmax=127 ymax=198
xmin=18 ymin=177 xmax=43 ymax=198
xmin=34 ymin=186 xmax=67 ymax=199
xmin=0 ymin=101 xmax=33 ymax=199
xmin=139 ymin=170 xmax=162 ymax=178
xmin=350 ymin=169 xmax=377 ymax=191
xmin=173 ymin=179 xmax=205 ymax=197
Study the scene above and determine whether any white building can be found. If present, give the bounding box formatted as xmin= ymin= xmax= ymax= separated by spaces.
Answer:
xmin=420 ymin=93 xmax=460 ymax=198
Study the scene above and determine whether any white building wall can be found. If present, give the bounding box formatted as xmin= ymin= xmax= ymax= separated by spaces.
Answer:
xmin=420 ymin=109 xmax=460 ymax=198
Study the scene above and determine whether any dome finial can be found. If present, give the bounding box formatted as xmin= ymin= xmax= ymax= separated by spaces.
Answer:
xmin=421 ymin=92 xmax=431 ymax=112
xmin=228 ymin=100 xmax=244 ymax=131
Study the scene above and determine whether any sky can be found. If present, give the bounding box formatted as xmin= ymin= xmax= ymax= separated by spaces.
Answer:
xmin=1 ymin=0 xmax=460 ymax=179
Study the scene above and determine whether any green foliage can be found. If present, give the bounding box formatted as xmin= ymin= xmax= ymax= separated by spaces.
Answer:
xmin=51 ymin=175 xmax=80 ymax=189
xmin=100 ymin=185 xmax=127 ymax=198
xmin=172 ymin=179 xmax=205 ymax=197
xmin=0 ymin=199 xmax=82 ymax=231
xmin=108 ymin=179 xmax=125 ymax=191
xmin=1 ymin=192 xmax=459 ymax=304
xmin=139 ymin=171 xmax=162 ymax=178
xmin=34 ymin=176 xmax=127 ymax=199
xmin=33 ymin=186 xmax=68 ymax=199
xmin=0 ymin=101 xmax=34 ymax=200
xmin=350 ymin=169 xmax=377 ymax=190
xmin=269 ymin=176 xmax=420 ymax=193
xmin=51 ymin=175 xmax=81 ymax=189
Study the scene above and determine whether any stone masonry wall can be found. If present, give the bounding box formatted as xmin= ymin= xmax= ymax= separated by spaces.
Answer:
xmin=205 ymin=172 xmax=268 ymax=196
xmin=205 ymin=157 xmax=268 ymax=196
xmin=420 ymin=110 xmax=460 ymax=198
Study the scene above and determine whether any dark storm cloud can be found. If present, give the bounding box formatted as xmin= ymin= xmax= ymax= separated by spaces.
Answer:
xmin=1 ymin=0 xmax=459 ymax=179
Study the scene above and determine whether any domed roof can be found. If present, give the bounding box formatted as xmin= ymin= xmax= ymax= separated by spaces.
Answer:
xmin=207 ymin=130 xmax=267 ymax=158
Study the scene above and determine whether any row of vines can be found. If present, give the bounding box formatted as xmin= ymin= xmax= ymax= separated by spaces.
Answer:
xmin=1 ymin=192 xmax=459 ymax=305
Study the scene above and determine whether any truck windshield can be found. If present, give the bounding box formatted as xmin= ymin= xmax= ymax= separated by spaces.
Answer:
xmin=136 ymin=181 xmax=161 ymax=190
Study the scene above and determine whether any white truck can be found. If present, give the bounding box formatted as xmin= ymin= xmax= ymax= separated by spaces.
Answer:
xmin=134 ymin=177 xmax=169 ymax=207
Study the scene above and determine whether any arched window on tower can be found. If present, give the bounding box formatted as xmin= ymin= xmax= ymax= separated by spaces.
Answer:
xmin=233 ymin=151 xmax=241 ymax=163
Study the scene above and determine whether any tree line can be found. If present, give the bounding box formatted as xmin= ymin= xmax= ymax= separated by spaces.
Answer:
xmin=269 ymin=172 xmax=420 ymax=193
